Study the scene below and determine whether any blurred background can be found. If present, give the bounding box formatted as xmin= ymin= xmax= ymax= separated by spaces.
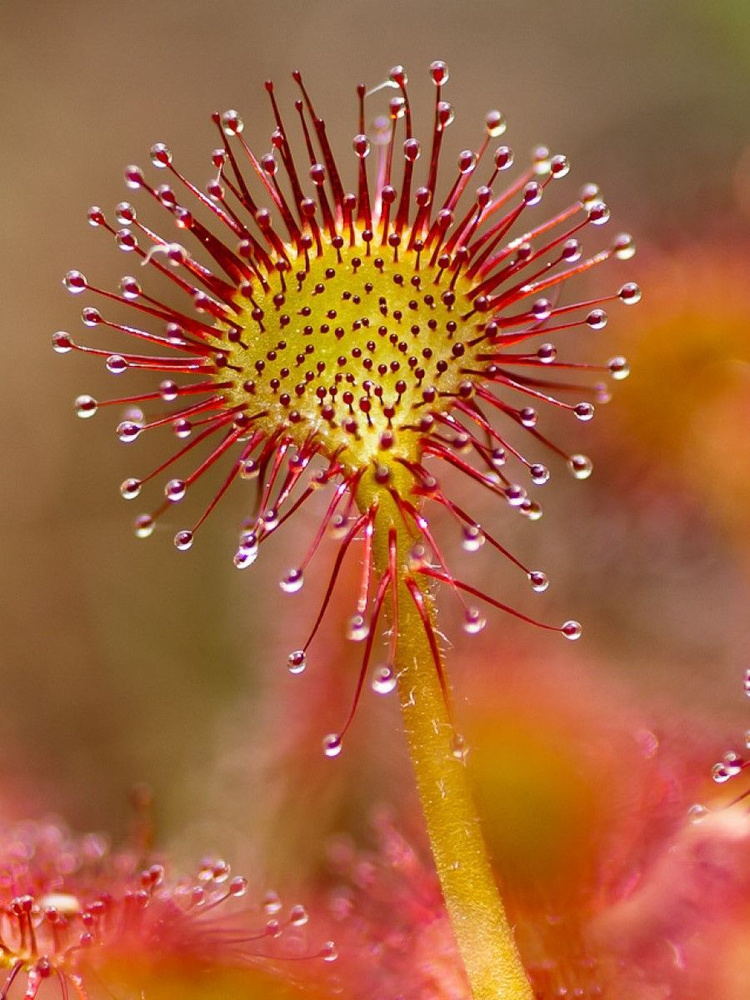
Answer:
xmin=0 ymin=0 xmax=749 ymax=892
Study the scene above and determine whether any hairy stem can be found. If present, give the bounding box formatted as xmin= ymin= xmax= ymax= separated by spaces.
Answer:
xmin=356 ymin=471 xmax=533 ymax=1000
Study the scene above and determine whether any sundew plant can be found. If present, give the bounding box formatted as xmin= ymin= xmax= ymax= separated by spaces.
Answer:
xmin=57 ymin=63 xmax=637 ymax=999
xmin=0 ymin=817 xmax=337 ymax=998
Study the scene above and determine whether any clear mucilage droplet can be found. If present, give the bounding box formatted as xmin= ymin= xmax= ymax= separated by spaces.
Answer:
xmin=263 ymin=890 xmax=283 ymax=914
xmin=371 ymin=663 xmax=397 ymax=694
xmin=451 ymin=733 xmax=469 ymax=760
xmin=229 ymin=875 xmax=248 ymax=897
xmin=461 ymin=524 xmax=485 ymax=552
xmin=174 ymin=530 xmax=193 ymax=551
xmin=134 ymin=514 xmax=154 ymax=539
xmin=117 ymin=421 xmax=142 ymax=443
xmin=322 ymin=733 xmax=343 ymax=758
xmin=233 ymin=547 xmax=258 ymax=570
xmin=561 ymin=620 xmax=582 ymax=640
xmin=463 ymin=607 xmax=486 ymax=634
xmin=320 ymin=941 xmax=338 ymax=963
xmin=120 ymin=478 xmax=142 ymax=500
xmin=347 ymin=614 xmax=369 ymax=642
xmin=529 ymin=463 xmax=550 ymax=486
xmin=521 ymin=500 xmax=543 ymax=521
xmin=687 ymin=803 xmax=709 ymax=823
xmin=613 ymin=233 xmax=636 ymax=260
xmin=568 ymin=455 xmax=593 ymax=480
xmin=287 ymin=650 xmax=307 ymax=674
xmin=52 ymin=331 xmax=73 ymax=353
xmin=712 ymin=763 xmax=731 ymax=784
xmin=619 ymin=282 xmax=641 ymax=305
xmin=280 ymin=568 xmax=304 ymax=594
xmin=165 ymin=478 xmax=186 ymax=502
xmin=75 ymin=395 xmax=98 ymax=418
xmin=289 ymin=904 xmax=309 ymax=927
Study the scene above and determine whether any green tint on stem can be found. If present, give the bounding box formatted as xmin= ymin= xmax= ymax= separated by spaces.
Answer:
xmin=356 ymin=469 xmax=533 ymax=1000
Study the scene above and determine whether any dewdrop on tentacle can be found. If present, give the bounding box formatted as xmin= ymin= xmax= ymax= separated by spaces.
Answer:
xmin=59 ymin=61 xmax=637 ymax=754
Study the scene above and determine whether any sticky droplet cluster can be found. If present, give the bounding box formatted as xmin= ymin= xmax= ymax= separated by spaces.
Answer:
xmin=59 ymin=63 xmax=637 ymax=749
xmin=0 ymin=820 xmax=335 ymax=999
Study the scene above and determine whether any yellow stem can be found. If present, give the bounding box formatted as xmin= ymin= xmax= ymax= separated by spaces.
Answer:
xmin=357 ymin=470 xmax=532 ymax=1000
